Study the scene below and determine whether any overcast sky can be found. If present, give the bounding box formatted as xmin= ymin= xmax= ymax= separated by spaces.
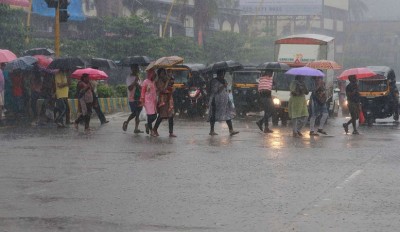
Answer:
xmin=362 ymin=0 xmax=400 ymax=20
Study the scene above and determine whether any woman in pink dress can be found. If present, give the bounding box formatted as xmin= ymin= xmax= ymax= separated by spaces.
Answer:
xmin=140 ymin=69 xmax=158 ymax=137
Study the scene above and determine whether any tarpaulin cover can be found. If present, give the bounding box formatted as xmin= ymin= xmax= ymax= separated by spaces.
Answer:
xmin=32 ymin=0 xmax=85 ymax=21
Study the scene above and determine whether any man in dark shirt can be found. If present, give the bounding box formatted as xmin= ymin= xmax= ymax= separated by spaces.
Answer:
xmin=343 ymin=75 xmax=360 ymax=134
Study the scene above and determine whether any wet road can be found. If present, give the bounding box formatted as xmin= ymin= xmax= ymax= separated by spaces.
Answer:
xmin=1 ymin=113 xmax=400 ymax=232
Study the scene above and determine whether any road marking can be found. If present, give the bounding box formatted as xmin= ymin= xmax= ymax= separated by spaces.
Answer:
xmin=336 ymin=169 xmax=363 ymax=189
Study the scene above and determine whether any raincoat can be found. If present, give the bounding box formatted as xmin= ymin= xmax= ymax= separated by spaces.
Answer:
xmin=208 ymin=77 xmax=234 ymax=121
xmin=140 ymin=78 xmax=157 ymax=115
xmin=288 ymin=80 xmax=309 ymax=119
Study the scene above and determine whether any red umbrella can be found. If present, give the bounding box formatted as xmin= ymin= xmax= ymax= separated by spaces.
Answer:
xmin=70 ymin=68 xmax=108 ymax=80
xmin=34 ymin=55 xmax=53 ymax=68
xmin=338 ymin=67 xmax=377 ymax=80
xmin=0 ymin=49 xmax=17 ymax=63
xmin=0 ymin=0 xmax=30 ymax=7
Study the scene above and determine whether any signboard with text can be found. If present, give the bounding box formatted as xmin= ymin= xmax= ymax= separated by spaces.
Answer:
xmin=240 ymin=0 xmax=323 ymax=16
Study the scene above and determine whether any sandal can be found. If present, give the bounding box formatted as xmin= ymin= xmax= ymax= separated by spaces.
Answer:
xmin=122 ymin=121 xmax=128 ymax=131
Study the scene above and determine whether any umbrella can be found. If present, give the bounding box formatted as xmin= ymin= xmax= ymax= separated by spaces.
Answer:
xmin=0 ymin=0 xmax=30 ymax=7
xmin=70 ymin=68 xmax=108 ymax=80
xmin=23 ymin=48 xmax=55 ymax=56
xmin=0 ymin=49 xmax=17 ymax=63
xmin=48 ymin=57 xmax=87 ymax=71
xmin=34 ymin=55 xmax=53 ymax=68
xmin=205 ymin=60 xmax=243 ymax=73
xmin=285 ymin=67 xmax=325 ymax=77
xmin=89 ymin=58 xmax=117 ymax=69
xmin=305 ymin=60 xmax=342 ymax=70
xmin=120 ymin=56 xmax=153 ymax=66
xmin=256 ymin=62 xmax=290 ymax=71
xmin=338 ymin=67 xmax=376 ymax=80
xmin=4 ymin=56 xmax=37 ymax=71
xmin=153 ymin=56 xmax=184 ymax=68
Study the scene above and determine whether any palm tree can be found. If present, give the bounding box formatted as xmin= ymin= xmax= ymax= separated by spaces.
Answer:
xmin=349 ymin=0 xmax=368 ymax=21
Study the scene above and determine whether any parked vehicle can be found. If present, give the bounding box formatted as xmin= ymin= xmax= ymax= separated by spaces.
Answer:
xmin=231 ymin=67 xmax=261 ymax=116
xmin=273 ymin=34 xmax=337 ymax=124
xmin=185 ymin=64 xmax=207 ymax=117
xmin=359 ymin=66 xmax=399 ymax=125
xmin=166 ymin=65 xmax=191 ymax=116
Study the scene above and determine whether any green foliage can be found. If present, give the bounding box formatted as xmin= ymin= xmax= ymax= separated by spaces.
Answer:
xmin=0 ymin=4 xmax=27 ymax=54
xmin=114 ymin=84 xmax=127 ymax=98
xmin=97 ymin=83 xmax=114 ymax=98
xmin=204 ymin=31 xmax=247 ymax=62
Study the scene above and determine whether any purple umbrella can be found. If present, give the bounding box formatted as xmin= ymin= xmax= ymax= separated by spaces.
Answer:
xmin=285 ymin=67 xmax=325 ymax=77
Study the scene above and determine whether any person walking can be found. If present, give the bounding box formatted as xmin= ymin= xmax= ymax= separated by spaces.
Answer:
xmin=288 ymin=75 xmax=309 ymax=137
xmin=90 ymin=80 xmax=109 ymax=125
xmin=140 ymin=69 xmax=158 ymax=137
xmin=343 ymin=75 xmax=360 ymax=135
xmin=153 ymin=68 xmax=176 ymax=137
xmin=208 ymin=69 xmax=239 ymax=136
xmin=74 ymin=74 xmax=93 ymax=133
xmin=256 ymin=69 xmax=274 ymax=133
xmin=309 ymin=76 xmax=329 ymax=136
xmin=122 ymin=64 xmax=143 ymax=133
xmin=0 ymin=63 xmax=5 ymax=126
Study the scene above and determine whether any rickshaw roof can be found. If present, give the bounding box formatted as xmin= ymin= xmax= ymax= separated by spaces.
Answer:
xmin=366 ymin=66 xmax=396 ymax=81
xmin=184 ymin=63 xmax=206 ymax=72
xmin=165 ymin=64 xmax=190 ymax=71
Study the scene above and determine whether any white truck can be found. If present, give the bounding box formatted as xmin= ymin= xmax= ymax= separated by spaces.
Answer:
xmin=272 ymin=34 xmax=338 ymax=125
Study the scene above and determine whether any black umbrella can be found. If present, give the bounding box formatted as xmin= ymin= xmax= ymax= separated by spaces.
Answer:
xmin=120 ymin=56 xmax=153 ymax=66
xmin=256 ymin=62 xmax=290 ymax=71
xmin=48 ymin=57 xmax=87 ymax=71
xmin=90 ymin=58 xmax=117 ymax=69
xmin=23 ymin=48 xmax=55 ymax=56
xmin=205 ymin=60 xmax=243 ymax=73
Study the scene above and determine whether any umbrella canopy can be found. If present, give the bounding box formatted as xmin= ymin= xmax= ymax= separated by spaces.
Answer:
xmin=4 ymin=56 xmax=37 ymax=71
xmin=23 ymin=48 xmax=55 ymax=56
xmin=153 ymin=56 xmax=184 ymax=68
xmin=256 ymin=62 xmax=290 ymax=71
xmin=205 ymin=60 xmax=243 ymax=73
xmin=0 ymin=0 xmax=30 ymax=7
xmin=305 ymin=60 xmax=342 ymax=70
xmin=48 ymin=57 xmax=87 ymax=71
xmin=34 ymin=55 xmax=53 ymax=68
xmin=120 ymin=56 xmax=153 ymax=66
xmin=285 ymin=66 xmax=325 ymax=77
xmin=338 ymin=67 xmax=376 ymax=80
xmin=89 ymin=58 xmax=117 ymax=69
xmin=70 ymin=68 xmax=108 ymax=80
xmin=0 ymin=49 xmax=17 ymax=63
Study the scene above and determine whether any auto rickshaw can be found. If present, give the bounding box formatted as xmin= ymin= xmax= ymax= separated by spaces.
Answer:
xmin=231 ymin=66 xmax=262 ymax=116
xmin=359 ymin=66 xmax=399 ymax=125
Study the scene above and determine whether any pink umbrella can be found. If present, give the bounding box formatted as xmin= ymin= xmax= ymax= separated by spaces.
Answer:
xmin=34 ymin=55 xmax=53 ymax=68
xmin=338 ymin=67 xmax=376 ymax=80
xmin=0 ymin=0 xmax=30 ymax=7
xmin=70 ymin=68 xmax=108 ymax=80
xmin=0 ymin=49 xmax=17 ymax=63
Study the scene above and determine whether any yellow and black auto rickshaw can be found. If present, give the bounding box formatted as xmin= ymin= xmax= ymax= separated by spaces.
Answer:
xmin=359 ymin=66 xmax=399 ymax=125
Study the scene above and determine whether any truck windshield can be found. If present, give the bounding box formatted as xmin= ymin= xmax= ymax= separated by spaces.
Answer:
xmin=358 ymin=80 xmax=388 ymax=92
xmin=273 ymin=72 xmax=314 ymax=91
xmin=233 ymin=72 xmax=260 ymax=84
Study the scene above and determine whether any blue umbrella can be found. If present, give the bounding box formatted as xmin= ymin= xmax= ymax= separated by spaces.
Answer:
xmin=285 ymin=67 xmax=325 ymax=77
xmin=5 ymin=56 xmax=38 ymax=71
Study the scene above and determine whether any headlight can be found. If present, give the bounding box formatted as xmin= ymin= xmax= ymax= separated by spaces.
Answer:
xmin=252 ymin=89 xmax=257 ymax=94
xmin=344 ymin=100 xmax=348 ymax=106
xmin=307 ymin=99 xmax=310 ymax=106
xmin=273 ymin=98 xmax=281 ymax=106
xmin=189 ymin=91 xmax=196 ymax=97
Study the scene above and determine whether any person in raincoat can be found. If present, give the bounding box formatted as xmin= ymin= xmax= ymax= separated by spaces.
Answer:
xmin=73 ymin=74 xmax=93 ymax=133
xmin=140 ymin=69 xmax=158 ymax=137
xmin=153 ymin=68 xmax=176 ymax=137
xmin=288 ymin=75 xmax=309 ymax=137
xmin=208 ymin=69 xmax=239 ymax=136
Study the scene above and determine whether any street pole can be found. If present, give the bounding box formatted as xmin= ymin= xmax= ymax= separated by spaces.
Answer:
xmin=163 ymin=0 xmax=175 ymax=38
xmin=25 ymin=0 xmax=32 ymax=45
xmin=54 ymin=1 xmax=60 ymax=57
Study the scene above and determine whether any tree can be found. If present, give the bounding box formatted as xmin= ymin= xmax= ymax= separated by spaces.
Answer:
xmin=0 ymin=4 xmax=27 ymax=54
